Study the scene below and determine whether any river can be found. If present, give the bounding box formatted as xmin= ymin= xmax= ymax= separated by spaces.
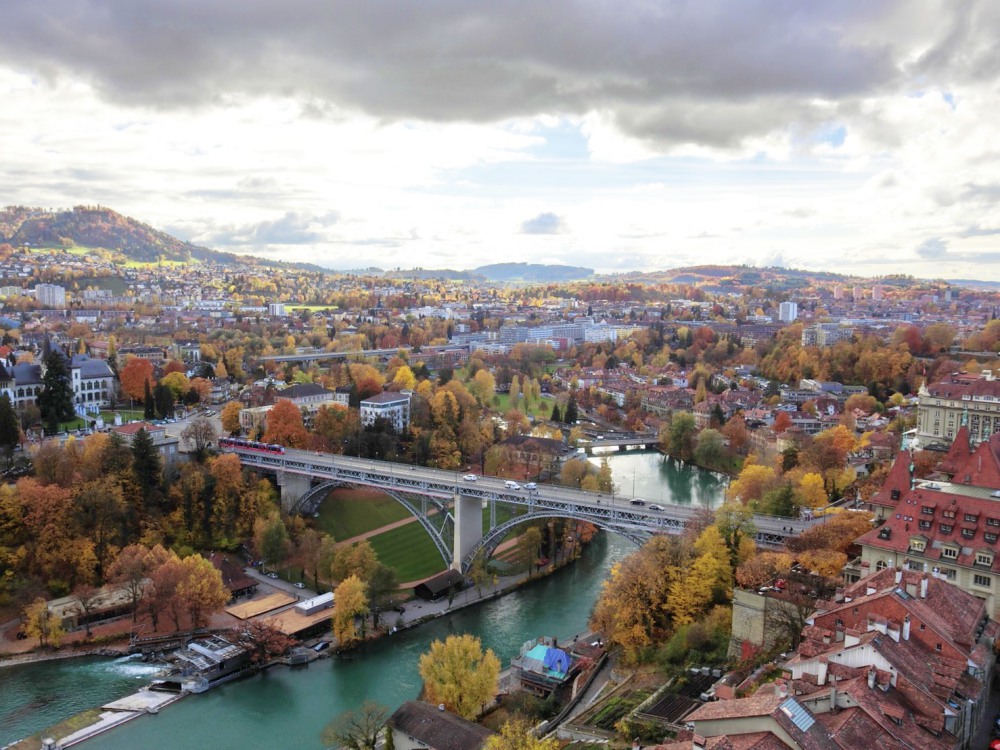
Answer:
xmin=0 ymin=452 xmax=723 ymax=749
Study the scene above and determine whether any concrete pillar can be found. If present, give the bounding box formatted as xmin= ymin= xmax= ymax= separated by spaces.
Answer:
xmin=452 ymin=492 xmax=483 ymax=571
xmin=278 ymin=471 xmax=311 ymax=513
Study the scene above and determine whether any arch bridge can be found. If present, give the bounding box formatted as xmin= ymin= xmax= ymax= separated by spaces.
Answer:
xmin=226 ymin=447 xmax=818 ymax=574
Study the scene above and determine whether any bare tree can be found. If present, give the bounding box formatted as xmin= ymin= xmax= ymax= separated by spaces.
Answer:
xmin=182 ymin=416 xmax=218 ymax=460
xmin=71 ymin=584 xmax=105 ymax=637
xmin=322 ymin=701 xmax=388 ymax=750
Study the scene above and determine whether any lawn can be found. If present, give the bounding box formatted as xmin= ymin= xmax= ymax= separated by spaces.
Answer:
xmin=492 ymin=393 xmax=555 ymax=420
xmin=316 ymin=488 xmax=410 ymax=539
xmin=366 ymin=522 xmax=448 ymax=583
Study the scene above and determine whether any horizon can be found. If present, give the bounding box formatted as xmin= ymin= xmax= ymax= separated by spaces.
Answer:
xmin=2 ymin=3 xmax=1000 ymax=279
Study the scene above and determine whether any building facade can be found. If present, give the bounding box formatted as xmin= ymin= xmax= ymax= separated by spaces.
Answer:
xmin=916 ymin=371 xmax=1000 ymax=447
xmin=359 ymin=392 xmax=411 ymax=432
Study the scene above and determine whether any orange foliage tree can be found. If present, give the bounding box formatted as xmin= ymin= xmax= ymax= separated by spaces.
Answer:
xmin=262 ymin=400 xmax=309 ymax=448
xmin=120 ymin=358 xmax=155 ymax=402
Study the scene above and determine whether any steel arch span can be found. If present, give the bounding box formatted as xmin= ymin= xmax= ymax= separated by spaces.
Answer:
xmin=289 ymin=478 xmax=456 ymax=569
xmin=458 ymin=511 xmax=655 ymax=573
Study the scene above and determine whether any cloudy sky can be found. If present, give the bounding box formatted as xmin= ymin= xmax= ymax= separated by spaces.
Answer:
xmin=3 ymin=1 xmax=1000 ymax=279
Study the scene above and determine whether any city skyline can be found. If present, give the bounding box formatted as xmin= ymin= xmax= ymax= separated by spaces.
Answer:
xmin=2 ymin=2 xmax=1000 ymax=279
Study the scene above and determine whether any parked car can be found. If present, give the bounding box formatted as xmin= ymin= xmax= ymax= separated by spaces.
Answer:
xmin=504 ymin=481 xmax=521 ymax=490
xmin=313 ymin=641 xmax=330 ymax=652
xmin=267 ymin=572 xmax=279 ymax=579
xmin=294 ymin=582 xmax=305 ymax=589
xmin=648 ymin=503 xmax=665 ymax=511
xmin=524 ymin=482 xmax=537 ymax=490
xmin=629 ymin=498 xmax=646 ymax=506
xmin=462 ymin=474 xmax=478 ymax=482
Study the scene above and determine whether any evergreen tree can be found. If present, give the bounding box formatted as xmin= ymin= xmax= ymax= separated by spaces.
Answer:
xmin=153 ymin=383 xmax=174 ymax=419
xmin=563 ymin=393 xmax=579 ymax=424
xmin=143 ymin=380 xmax=155 ymax=419
xmin=107 ymin=335 xmax=119 ymax=376
xmin=0 ymin=393 xmax=20 ymax=463
xmin=550 ymin=403 xmax=561 ymax=423
xmin=131 ymin=428 xmax=162 ymax=505
xmin=38 ymin=351 xmax=75 ymax=434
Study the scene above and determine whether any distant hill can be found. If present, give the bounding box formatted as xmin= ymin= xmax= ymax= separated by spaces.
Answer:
xmin=395 ymin=262 xmax=594 ymax=283
xmin=0 ymin=205 xmax=325 ymax=272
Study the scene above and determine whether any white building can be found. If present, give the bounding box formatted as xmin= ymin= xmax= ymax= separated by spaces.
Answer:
xmin=359 ymin=392 xmax=411 ymax=432
xmin=34 ymin=283 xmax=66 ymax=308
xmin=267 ymin=302 xmax=286 ymax=317
xmin=778 ymin=300 xmax=798 ymax=323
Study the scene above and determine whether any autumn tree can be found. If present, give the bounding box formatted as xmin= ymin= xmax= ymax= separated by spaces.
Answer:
xmin=735 ymin=551 xmax=794 ymax=590
xmin=120 ymin=357 xmax=155 ymax=403
xmin=262 ymin=400 xmax=309 ymax=448
xmin=668 ymin=411 xmax=697 ymax=461
xmin=332 ymin=574 xmax=368 ymax=647
xmin=70 ymin=583 xmax=104 ymax=637
xmin=331 ymin=540 xmax=379 ymax=584
xmin=108 ymin=543 xmax=160 ymax=621
xmin=147 ymin=552 xmax=185 ymax=631
xmin=232 ymin=619 xmax=296 ymax=664
xmin=728 ymin=461 xmax=778 ymax=505
xmin=176 ymin=553 xmax=230 ymax=629
xmin=485 ymin=718 xmax=559 ymax=750
xmin=254 ymin=512 xmax=290 ymax=572
xmin=418 ymin=633 xmax=500 ymax=720
xmin=23 ymin=597 xmax=65 ymax=647
xmin=160 ymin=371 xmax=191 ymax=401
xmin=220 ymin=401 xmax=242 ymax=435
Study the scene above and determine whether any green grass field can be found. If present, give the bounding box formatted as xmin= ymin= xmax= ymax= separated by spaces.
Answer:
xmin=492 ymin=393 xmax=555 ymax=419
xmin=366 ymin=522 xmax=447 ymax=583
xmin=315 ymin=488 xmax=410 ymax=539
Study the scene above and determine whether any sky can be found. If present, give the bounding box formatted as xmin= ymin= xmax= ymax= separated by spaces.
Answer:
xmin=2 ymin=1 xmax=1000 ymax=280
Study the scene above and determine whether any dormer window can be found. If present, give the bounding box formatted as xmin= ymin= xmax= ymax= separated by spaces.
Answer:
xmin=943 ymin=509 xmax=956 ymax=519
xmin=921 ymin=506 xmax=935 ymax=516
xmin=942 ymin=546 xmax=959 ymax=560
xmin=940 ymin=524 xmax=953 ymax=534
xmin=976 ymin=552 xmax=994 ymax=567
xmin=964 ymin=513 xmax=979 ymax=523
xmin=962 ymin=527 xmax=976 ymax=539
xmin=909 ymin=538 xmax=926 ymax=553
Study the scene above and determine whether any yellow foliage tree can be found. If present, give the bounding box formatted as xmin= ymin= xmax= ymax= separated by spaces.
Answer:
xmin=418 ymin=634 xmax=500 ymax=720
xmin=332 ymin=574 xmax=368 ymax=647
xmin=797 ymin=472 xmax=827 ymax=509
xmin=484 ymin=718 xmax=559 ymax=750
xmin=728 ymin=463 xmax=778 ymax=504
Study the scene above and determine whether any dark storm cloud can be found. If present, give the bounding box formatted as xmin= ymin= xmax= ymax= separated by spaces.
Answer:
xmin=521 ymin=212 xmax=566 ymax=235
xmin=4 ymin=0 xmax=994 ymax=149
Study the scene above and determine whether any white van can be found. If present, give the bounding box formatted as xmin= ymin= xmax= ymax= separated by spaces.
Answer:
xmin=504 ymin=481 xmax=522 ymax=490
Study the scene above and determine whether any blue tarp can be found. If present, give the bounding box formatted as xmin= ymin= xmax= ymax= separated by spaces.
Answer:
xmin=542 ymin=647 xmax=570 ymax=675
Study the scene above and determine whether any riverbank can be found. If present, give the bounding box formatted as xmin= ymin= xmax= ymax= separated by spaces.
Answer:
xmin=5 ymin=545 xmax=589 ymax=749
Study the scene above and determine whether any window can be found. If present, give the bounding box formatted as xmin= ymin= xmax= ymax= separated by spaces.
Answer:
xmin=965 ymin=514 xmax=979 ymax=523
xmin=935 ymin=643 xmax=942 ymax=651
xmin=876 ymin=560 xmax=887 ymax=571
xmin=986 ymin=533 xmax=998 ymax=544
xmin=987 ymin=517 xmax=1000 ymax=527
xmin=943 ymin=509 xmax=956 ymax=519
xmin=942 ymin=547 xmax=959 ymax=559
xmin=976 ymin=552 xmax=994 ymax=566
xmin=974 ymin=574 xmax=991 ymax=588
xmin=910 ymin=538 xmax=926 ymax=552
xmin=921 ymin=506 xmax=935 ymax=516
xmin=940 ymin=568 xmax=957 ymax=580
xmin=919 ymin=520 xmax=932 ymax=531
xmin=940 ymin=524 xmax=953 ymax=534
xmin=962 ymin=528 xmax=976 ymax=539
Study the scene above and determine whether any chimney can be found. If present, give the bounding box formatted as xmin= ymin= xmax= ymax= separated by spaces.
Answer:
xmin=868 ymin=667 xmax=877 ymax=690
xmin=887 ymin=622 xmax=900 ymax=643
xmin=894 ymin=569 xmax=902 ymax=584
xmin=920 ymin=576 xmax=928 ymax=599
xmin=903 ymin=615 xmax=911 ymax=641
xmin=817 ymin=659 xmax=828 ymax=686
xmin=830 ymin=676 xmax=837 ymax=711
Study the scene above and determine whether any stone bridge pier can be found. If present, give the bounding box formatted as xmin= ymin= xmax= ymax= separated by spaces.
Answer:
xmin=452 ymin=492 xmax=483 ymax=571
xmin=278 ymin=471 xmax=312 ymax=513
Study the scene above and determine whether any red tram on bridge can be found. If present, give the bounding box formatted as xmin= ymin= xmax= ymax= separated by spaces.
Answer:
xmin=218 ymin=437 xmax=286 ymax=455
